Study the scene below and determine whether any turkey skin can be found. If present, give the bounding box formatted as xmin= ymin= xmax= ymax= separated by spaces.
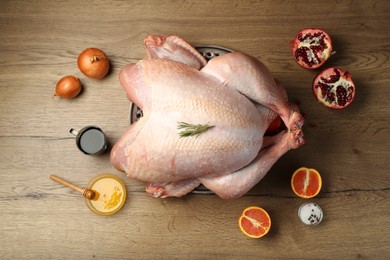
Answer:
xmin=111 ymin=35 xmax=304 ymax=199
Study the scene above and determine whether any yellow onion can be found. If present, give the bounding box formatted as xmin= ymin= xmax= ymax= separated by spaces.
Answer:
xmin=78 ymin=48 xmax=110 ymax=79
xmin=53 ymin=75 xmax=81 ymax=99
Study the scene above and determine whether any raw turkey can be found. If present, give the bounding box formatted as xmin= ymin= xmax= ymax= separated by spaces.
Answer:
xmin=111 ymin=35 xmax=304 ymax=199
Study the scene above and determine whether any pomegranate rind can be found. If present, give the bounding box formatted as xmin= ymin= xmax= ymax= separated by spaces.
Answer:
xmin=291 ymin=167 xmax=322 ymax=199
xmin=238 ymin=206 xmax=271 ymax=238
xmin=290 ymin=28 xmax=333 ymax=69
xmin=312 ymin=67 xmax=356 ymax=109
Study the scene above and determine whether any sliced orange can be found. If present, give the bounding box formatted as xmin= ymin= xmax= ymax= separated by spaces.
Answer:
xmin=291 ymin=167 xmax=322 ymax=199
xmin=265 ymin=116 xmax=282 ymax=135
xmin=238 ymin=206 xmax=271 ymax=238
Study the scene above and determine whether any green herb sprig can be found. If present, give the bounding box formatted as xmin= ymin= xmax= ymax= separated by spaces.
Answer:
xmin=177 ymin=121 xmax=214 ymax=138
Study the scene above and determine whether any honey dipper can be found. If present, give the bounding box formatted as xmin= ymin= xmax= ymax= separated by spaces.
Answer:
xmin=49 ymin=175 xmax=97 ymax=200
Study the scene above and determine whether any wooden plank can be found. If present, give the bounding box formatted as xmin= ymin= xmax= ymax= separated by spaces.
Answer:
xmin=0 ymin=0 xmax=389 ymax=258
xmin=1 ymin=192 xmax=388 ymax=258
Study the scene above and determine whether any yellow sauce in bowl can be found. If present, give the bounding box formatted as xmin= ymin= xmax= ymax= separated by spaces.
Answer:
xmin=85 ymin=174 xmax=126 ymax=216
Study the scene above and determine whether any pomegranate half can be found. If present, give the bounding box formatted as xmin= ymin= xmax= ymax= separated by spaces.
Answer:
xmin=313 ymin=67 xmax=356 ymax=109
xmin=290 ymin=28 xmax=333 ymax=69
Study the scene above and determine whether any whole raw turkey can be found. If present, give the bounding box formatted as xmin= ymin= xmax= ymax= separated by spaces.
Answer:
xmin=110 ymin=35 xmax=304 ymax=199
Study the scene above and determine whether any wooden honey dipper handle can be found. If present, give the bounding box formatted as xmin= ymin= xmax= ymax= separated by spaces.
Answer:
xmin=49 ymin=175 xmax=96 ymax=200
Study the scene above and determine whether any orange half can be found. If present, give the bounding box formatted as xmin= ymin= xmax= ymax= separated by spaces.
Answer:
xmin=291 ymin=167 xmax=322 ymax=199
xmin=238 ymin=206 xmax=271 ymax=238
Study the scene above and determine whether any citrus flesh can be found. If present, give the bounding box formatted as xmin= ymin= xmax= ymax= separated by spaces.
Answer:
xmin=291 ymin=167 xmax=322 ymax=198
xmin=238 ymin=206 xmax=271 ymax=238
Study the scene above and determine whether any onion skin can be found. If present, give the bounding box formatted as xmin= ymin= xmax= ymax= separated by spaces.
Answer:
xmin=53 ymin=75 xmax=81 ymax=99
xmin=77 ymin=48 xmax=110 ymax=79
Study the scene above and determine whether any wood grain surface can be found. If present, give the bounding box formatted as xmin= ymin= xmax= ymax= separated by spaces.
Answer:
xmin=1 ymin=0 xmax=389 ymax=259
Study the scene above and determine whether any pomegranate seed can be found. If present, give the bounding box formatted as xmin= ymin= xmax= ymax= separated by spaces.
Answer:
xmin=327 ymin=92 xmax=335 ymax=103
xmin=336 ymin=85 xmax=348 ymax=106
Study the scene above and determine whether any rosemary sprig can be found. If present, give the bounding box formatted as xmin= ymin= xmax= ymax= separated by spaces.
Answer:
xmin=177 ymin=121 xmax=214 ymax=138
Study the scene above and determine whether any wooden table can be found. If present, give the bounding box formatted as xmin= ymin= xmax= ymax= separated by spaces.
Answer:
xmin=1 ymin=0 xmax=389 ymax=258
